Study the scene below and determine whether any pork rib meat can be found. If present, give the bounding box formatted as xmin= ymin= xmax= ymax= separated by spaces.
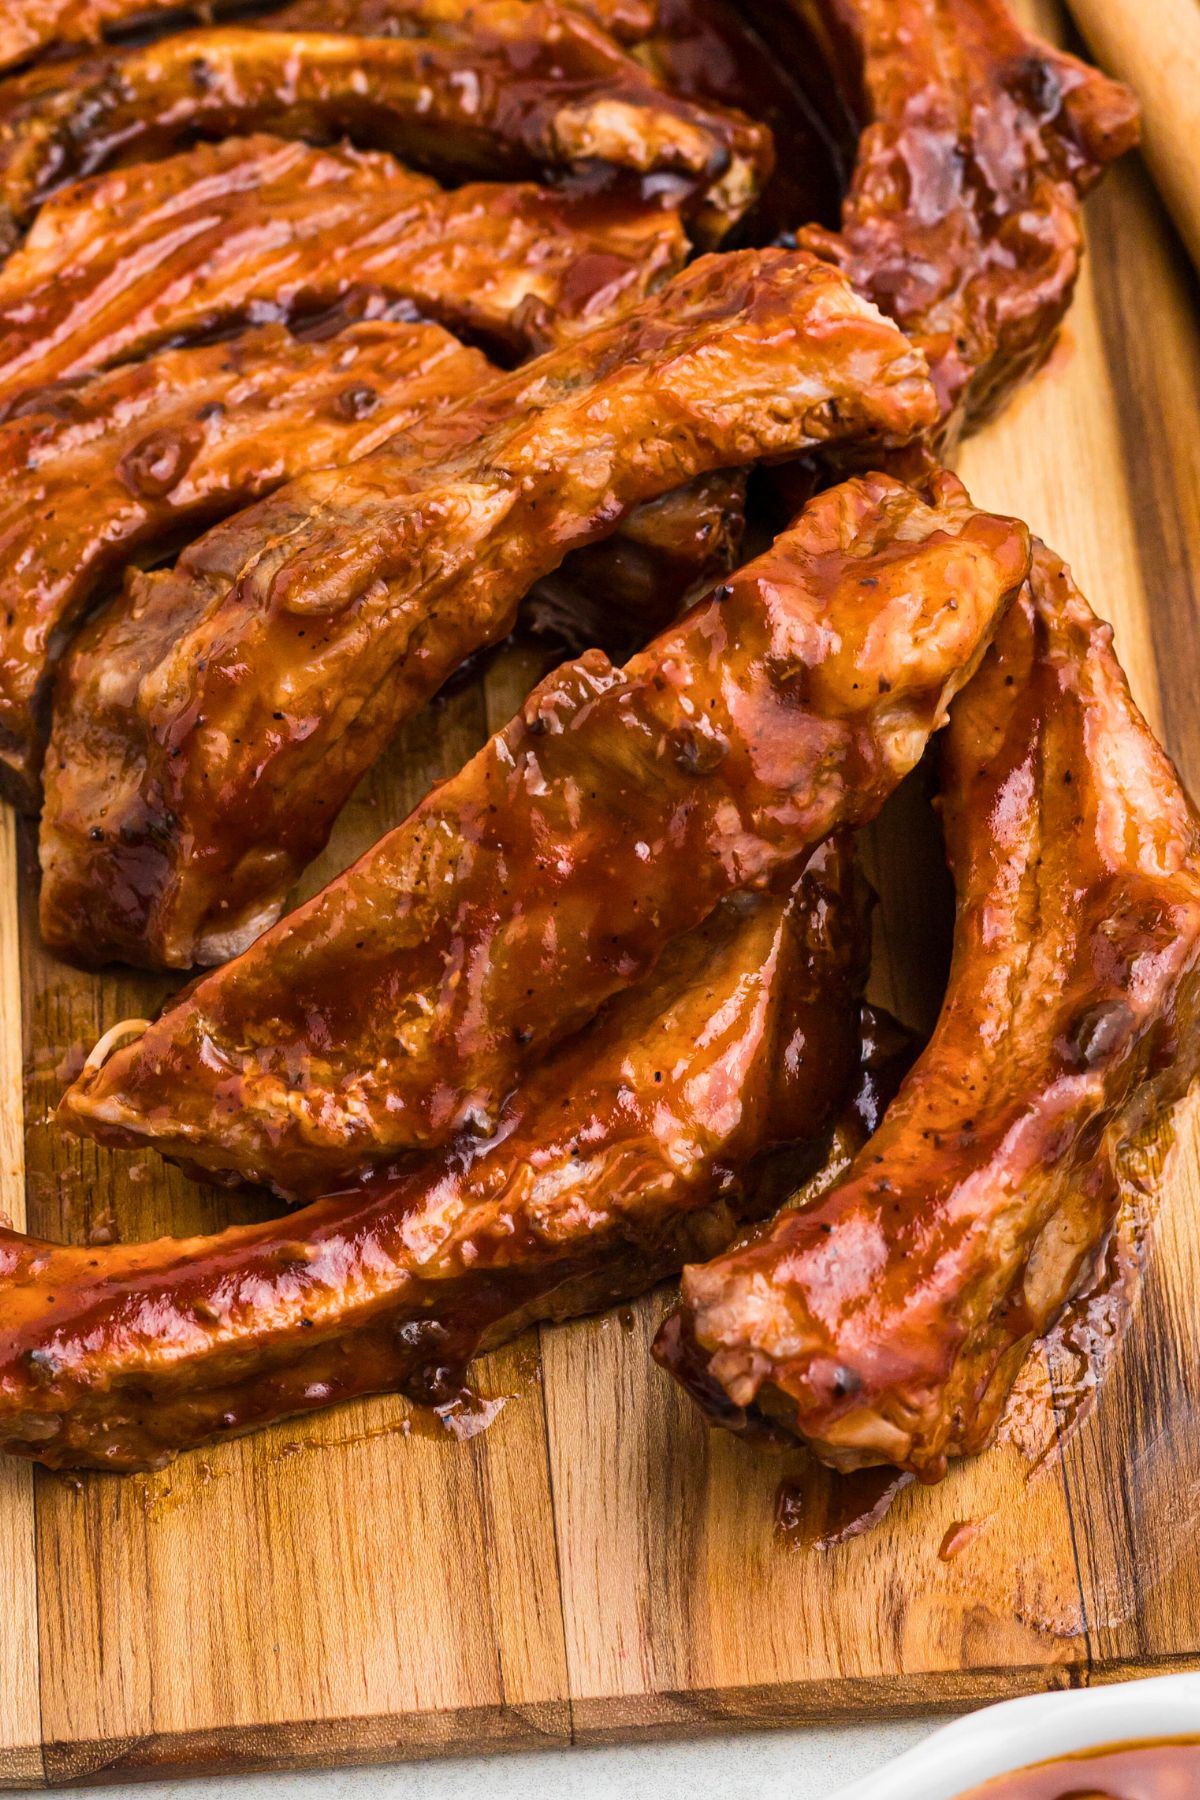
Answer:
xmin=792 ymin=0 xmax=1139 ymax=431
xmin=0 ymin=320 xmax=492 ymax=810
xmin=2 ymin=847 xmax=870 ymax=1471
xmin=0 ymin=11 xmax=771 ymax=247
xmin=655 ymin=547 xmax=1200 ymax=1479
xmin=0 ymin=133 xmax=687 ymax=402
xmin=56 ymin=467 xmax=1027 ymax=1196
xmin=40 ymin=247 xmax=939 ymax=973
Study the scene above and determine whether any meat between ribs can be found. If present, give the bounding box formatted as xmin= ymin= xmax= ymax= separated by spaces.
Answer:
xmin=656 ymin=548 xmax=1200 ymax=1479
xmin=0 ymin=11 xmax=772 ymax=249
xmin=56 ymin=468 xmax=1028 ymax=1197
xmin=525 ymin=467 xmax=747 ymax=664
xmin=40 ymin=248 xmax=941 ymax=973
xmin=0 ymin=319 xmax=493 ymax=810
xmin=0 ymin=133 xmax=687 ymax=403
xmin=1 ymin=848 xmax=871 ymax=1471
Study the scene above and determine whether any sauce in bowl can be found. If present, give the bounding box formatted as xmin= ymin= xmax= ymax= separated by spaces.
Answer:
xmin=957 ymin=1739 xmax=1200 ymax=1798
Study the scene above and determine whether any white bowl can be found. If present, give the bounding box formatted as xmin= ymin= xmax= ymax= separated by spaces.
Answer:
xmin=830 ymin=1672 xmax=1200 ymax=1799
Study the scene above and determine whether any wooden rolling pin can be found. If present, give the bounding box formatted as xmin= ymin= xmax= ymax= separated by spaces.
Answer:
xmin=1066 ymin=0 xmax=1200 ymax=274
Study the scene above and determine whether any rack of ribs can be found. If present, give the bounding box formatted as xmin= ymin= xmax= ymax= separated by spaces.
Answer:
xmin=55 ymin=468 xmax=1028 ymax=1196
xmin=38 ymin=248 xmax=941 ymax=973
xmin=788 ymin=0 xmax=1139 ymax=433
xmin=655 ymin=547 xmax=1200 ymax=1481
xmin=0 ymin=320 xmax=494 ymax=811
xmin=0 ymin=10 xmax=772 ymax=248
xmin=0 ymin=846 xmax=879 ymax=1471
xmin=0 ymin=133 xmax=688 ymax=402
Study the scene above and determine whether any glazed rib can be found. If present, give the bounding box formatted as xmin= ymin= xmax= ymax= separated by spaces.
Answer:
xmin=656 ymin=548 xmax=1200 ymax=1479
xmin=0 ymin=327 xmax=740 ymax=811
xmin=0 ymin=133 xmax=687 ymax=404
xmin=792 ymin=0 xmax=1139 ymax=430
xmin=2 ymin=850 xmax=870 ymax=1471
xmin=272 ymin=0 xmax=659 ymax=39
xmin=0 ymin=12 xmax=772 ymax=247
xmin=56 ymin=468 xmax=1028 ymax=1196
xmin=0 ymin=320 xmax=493 ymax=811
xmin=40 ymin=248 xmax=940 ymax=974
xmin=0 ymin=0 xmax=224 ymax=72
xmin=0 ymin=0 xmax=658 ymax=73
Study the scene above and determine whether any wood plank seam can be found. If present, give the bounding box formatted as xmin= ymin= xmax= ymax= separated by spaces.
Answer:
xmin=534 ymin=1327 xmax=578 ymax=1744
xmin=1046 ymin=1361 xmax=1096 ymax=1689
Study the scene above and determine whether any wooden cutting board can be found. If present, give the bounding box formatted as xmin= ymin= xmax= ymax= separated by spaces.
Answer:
xmin=4 ymin=1 xmax=1200 ymax=1784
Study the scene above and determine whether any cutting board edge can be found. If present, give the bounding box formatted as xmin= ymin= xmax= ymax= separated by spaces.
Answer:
xmin=24 ymin=1665 xmax=1100 ymax=1790
xmin=0 ymin=1747 xmax=46 ymax=1794
xmin=35 ymin=1699 xmax=572 ymax=1790
xmin=27 ymin=1653 xmax=1200 ymax=1789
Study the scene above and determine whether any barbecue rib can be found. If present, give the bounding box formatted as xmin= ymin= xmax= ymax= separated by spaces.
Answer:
xmin=655 ymin=547 xmax=1200 ymax=1480
xmin=0 ymin=134 xmax=687 ymax=404
xmin=1 ymin=849 xmax=873 ymax=1471
xmin=0 ymin=320 xmax=493 ymax=811
xmin=40 ymin=247 xmax=940 ymax=973
xmin=0 ymin=0 xmax=657 ymax=74
xmin=0 ymin=12 xmax=772 ymax=248
xmin=0 ymin=319 xmax=739 ymax=811
xmin=0 ymin=0 xmax=220 ymax=73
xmin=270 ymin=0 xmax=657 ymax=41
xmin=792 ymin=0 xmax=1140 ymax=431
xmin=56 ymin=468 xmax=1028 ymax=1196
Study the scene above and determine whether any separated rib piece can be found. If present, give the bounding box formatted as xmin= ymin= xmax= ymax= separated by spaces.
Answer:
xmin=41 ymin=248 xmax=941 ymax=973
xmin=0 ymin=133 xmax=686 ymax=402
xmin=793 ymin=0 xmax=1140 ymax=431
xmin=0 ymin=320 xmax=492 ymax=811
xmin=2 ymin=851 xmax=869 ymax=1471
xmin=56 ymin=468 xmax=1028 ymax=1197
xmin=0 ymin=12 xmax=772 ymax=246
xmin=656 ymin=549 xmax=1200 ymax=1480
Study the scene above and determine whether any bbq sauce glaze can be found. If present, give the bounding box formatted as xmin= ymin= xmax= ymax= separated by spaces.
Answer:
xmin=956 ymin=1738 xmax=1200 ymax=1799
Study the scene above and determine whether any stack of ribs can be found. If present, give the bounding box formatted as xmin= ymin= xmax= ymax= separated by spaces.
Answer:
xmin=1 ymin=0 xmax=1192 ymax=1498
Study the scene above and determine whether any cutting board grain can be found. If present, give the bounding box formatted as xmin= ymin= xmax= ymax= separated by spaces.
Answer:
xmin=3 ymin=0 xmax=1200 ymax=1783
